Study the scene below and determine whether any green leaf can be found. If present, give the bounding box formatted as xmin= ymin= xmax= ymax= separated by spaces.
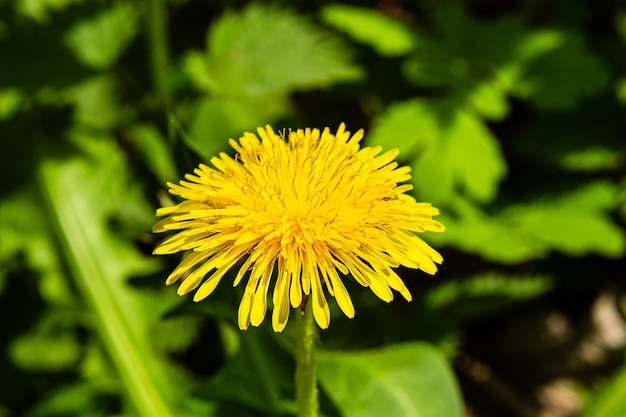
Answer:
xmin=38 ymin=131 xmax=211 ymax=416
xmin=64 ymin=2 xmax=141 ymax=69
xmin=369 ymin=99 xmax=507 ymax=205
xmin=202 ymin=4 xmax=362 ymax=97
xmin=510 ymin=32 xmax=609 ymax=110
xmin=126 ymin=124 xmax=178 ymax=184
xmin=318 ymin=342 xmax=463 ymax=417
xmin=186 ymin=96 xmax=290 ymax=162
xmin=8 ymin=309 xmax=81 ymax=371
xmin=320 ymin=5 xmax=416 ymax=56
xmin=16 ymin=0 xmax=84 ymax=22
xmin=201 ymin=326 xmax=293 ymax=414
xmin=431 ymin=182 xmax=625 ymax=262
xmin=582 ymin=365 xmax=626 ymax=417
xmin=424 ymin=273 xmax=553 ymax=322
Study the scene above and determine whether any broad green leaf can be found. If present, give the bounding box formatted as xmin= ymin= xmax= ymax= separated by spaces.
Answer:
xmin=369 ymin=99 xmax=506 ymax=205
xmin=510 ymin=32 xmax=609 ymax=110
xmin=506 ymin=182 xmax=625 ymax=257
xmin=318 ymin=342 xmax=463 ymax=417
xmin=367 ymin=99 xmax=439 ymax=157
xmin=431 ymin=182 xmax=625 ymax=262
xmin=320 ymin=5 xmax=416 ymax=56
xmin=424 ymin=273 xmax=553 ymax=322
xmin=64 ymin=2 xmax=141 ymax=69
xmin=202 ymin=4 xmax=362 ymax=96
xmin=38 ymin=131 xmax=211 ymax=417
xmin=186 ymin=96 xmax=290 ymax=161
xmin=582 ymin=365 xmax=626 ymax=417
xmin=69 ymin=75 xmax=130 ymax=130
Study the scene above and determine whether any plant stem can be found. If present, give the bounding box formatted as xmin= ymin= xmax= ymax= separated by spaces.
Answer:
xmin=147 ymin=0 xmax=171 ymax=110
xmin=296 ymin=306 xmax=319 ymax=417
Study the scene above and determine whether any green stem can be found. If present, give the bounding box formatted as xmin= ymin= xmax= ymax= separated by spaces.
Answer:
xmin=296 ymin=306 xmax=319 ymax=417
xmin=147 ymin=0 xmax=171 ymax=110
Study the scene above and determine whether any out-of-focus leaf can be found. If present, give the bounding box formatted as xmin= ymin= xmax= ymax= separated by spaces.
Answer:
xmin=369 ymin=99 xmax=506 ymax=205
xmin=126 ymin=124 xmax=178 ymax=184
xmin=0 ymin=89 xmax=23 ymax=119
xmin=320 ymin=5 xmax=416 ymax=56
xmin=403 ymin=4 xmax=524 ymax=92
xmin=201 ymin=326 xmax=293 ymax=415
xmin=16 ymin=0 xmax=83 ymax=22
xmin=318 ymin=342 xmax=463 ymax=417
xmin=506 ymin=182 xmax=624 ymax=257
xmin=26 ymin=383 xmax=102 ymax=417
xmin=200 ymin=4 xmax=362 ymax=96
xmin=510 ymin=32 xmax=609 ymax=110
xmin=69 ymin=75 xmax=129 ymax=130
xmin=560 ymin=147 xmax=622 ymax=171
xmin=64 ymin=2 xmax=141 ymax=69
xmin=425 ymin=273 xmax=553 ymax=322
xmin=38 ymin=131 xmax=212 ymax=416
xmin=431 ymin=182 xmax=625 ymax=262
xmin=582 ymin=364 xmax=626 ymax=417
xmin=8 ymin=309 xmax=81 ymax=371
xmin=467 ymin=80 xmax=509 ymax=120
xmin=0 ymin=186 xmax=72 ymax=304
xmin=0 ymin=21 xmax=91 ymax=92
xmin=186 ymin=96 xmax=290 ymax=161
xmin=616 ymin=77 xmax=626 ymax=103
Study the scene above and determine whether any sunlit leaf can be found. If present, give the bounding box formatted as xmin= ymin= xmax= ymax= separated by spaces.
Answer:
xmin=318 ymin=342 xmax=463 ymax=417
xmin=431 ymin=182 xmax=625 ymax=262
xmin=201 ymin=4 xmax=362 ymax=96
xmin=582 ymin=365 xmax=626 ymax=417
xmin=186 ymin=96 xmax=290 ymax=161
xmin=64 ymin=2 xmax=141 ymax=69
xmin=369 ymin=99 xmax=506 ymax=205
xmin=38 ymin=131 xmax=212 ymax=416
xmin=320 ymin=5 xmax=416 ymax=56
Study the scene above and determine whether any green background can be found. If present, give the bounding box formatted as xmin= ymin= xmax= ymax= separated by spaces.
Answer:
xmin=1 ymin=0 xmax=625 ymax=416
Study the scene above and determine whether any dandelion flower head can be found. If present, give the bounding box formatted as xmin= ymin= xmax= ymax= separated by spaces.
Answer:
xmin=153 ymin=124 xmax=445 ymax=332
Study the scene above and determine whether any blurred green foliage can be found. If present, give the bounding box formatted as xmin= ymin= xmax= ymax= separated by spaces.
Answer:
xmin=1 ymin=0 xmax=625 ymax=416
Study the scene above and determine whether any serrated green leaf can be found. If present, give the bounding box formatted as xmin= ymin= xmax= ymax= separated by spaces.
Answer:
xmin=186 ymin=96 xmax=290 ymax=161
xmin=367 ymin=99 xmax=439 ymax=157
xmin=318 ymin=342 xmax=463 ymax=417
xmin=64 ymin=2 xmax=141 ymax=69
xmin=320 ymin=5 xmax=416 ymax=56
xmin=506 ymin=183 xmax=625 ymax=257
xmin=203 ymin=4 xmax=362 ymax=97
xmin=511 ymin=32 xmax=609 ymax=110
xmin=431 ymin=182 xmax=625 ymax=262
xmin=38 ymin=131 xmax=211 ymax=416
xmin=369 ymin=99 xmax=506 ymax=205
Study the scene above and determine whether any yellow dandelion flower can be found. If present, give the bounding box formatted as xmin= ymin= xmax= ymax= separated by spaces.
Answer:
xmin=153 ymin=124 xmax=445 ymax=332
